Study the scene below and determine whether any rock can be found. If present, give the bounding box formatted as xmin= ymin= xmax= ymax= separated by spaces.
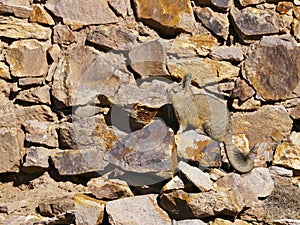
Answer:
xmin=47 ymin=44 xmax=61 ymax=63
xmin=0 ymin=200 xmax=29 ymax=214
xmin=273 ymin=132 xmax=300 ymax=170
xmin=161 ymin=175 xmax=185 ymax=193
xmin=0 ymin=127 xmax=25 ymax=173
xmin=175 ymin=130 xmax=221 ymax=168
xmin=252 ymin=142 xmax=274 ymax=168
xmin=23 ymin=120 xmax=58 ymax=148
xmin=211 ymin=218 xmax=250 ymax=225
xmin=232 ymin=78 xmax=255 ymax=102
xmin=167 ymin=57 xmax=239 ymax=86
xmin=177 ymin=161 xmax=213 ymax=191
xmin=106 ymin=194 xmax=172 ymax=225
xmin=273 ymin=219 xmax=300 ymax=225
xmin=0 ymin=80 xmax=10 ymax=97
xmin=59 ymin=115 xmax=118 ymax=151
xmin=269 ymin=166 xmax=293 ymax=177
xmin=87 ymin=177 xmax=134 ymax=200
xmin=232 ymin=97 xmax=261 ymax=111
xmin=18 ymin=77 xmax=44 ymax=87
xmin=74 ymin=194 xmax=105 ymax=225
xmin=0 ymin=94 xmax=17 ymax=128
xmin=50 ymin=148 xmax=109 ymax=175
xmin=173 ymin=219 xmax=207 ymax=225
xmin=87 ymin=25 xmax=138 ymax=51
xmin=239 ymin=0 xmax=265 ymax=6
xmin=15 ymin=85 xmax=51 ymax=105
xmin=129 ymin=40 xmax=169 ymax=77
xmin=209 ymin=168 xmax=227 ymax=181
xmin=277 ymin=1 xmax=294 ymax=14
xmin=45 ymin=0 xmax=118 ymax=29
xmin=195 ymin=0 xmax=231 ymax=11
xmin=2 ymin=215 xmax=46 ymax=225
xmin=210 ymin=46 xmax=244 ymax=62
xmin=104 ymin=119 xmax=176 ymax=184
xmin=0 ymin=16 xmax=51 ymax=39
xmin=133 ymin=0 xmax=195 ymax=36
xmin=243 ymin=36 xmax=300 ymax=101
xmin=194 ymin=7 xmax=229 ymax=40
xmin=5 ymin=39 xmax=48 ymax=78
xmin=160 ymin=189 xmax=249 ymax=220
xmin=168 ymin=33 xmax=219 ymax=57
xmin=53 ymin=24 xmax=76 ymax=44
xmin=243 ymin=168 xmax=274 ymax=198
xmin=0 ymin=0 xmax=33 ymax=18
xmin=232 ymin=105 xmax=293 ymax=148
xmin=16 ymin=105 xmax=58 ymax=124
xmin=29 ymin=4 xmax=55 ymax=25
xmin=0 ymin=61 xmax=11 ymax=80
xmin=230 ymin=7 xmax=283 ymax=40
xmin=38 ymin=196 xmax=75 ymax=217
xmin=108 ymin=0 xmax=133 ymax=18
xmin=52 ymin=46 xmax=134 ymax=106
xmin=23 ymin=146 xmax=57 ymax=171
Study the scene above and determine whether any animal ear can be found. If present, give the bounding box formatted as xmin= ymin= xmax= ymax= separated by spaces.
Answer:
xmin=182 ymin=73 xmax=192 ymax=89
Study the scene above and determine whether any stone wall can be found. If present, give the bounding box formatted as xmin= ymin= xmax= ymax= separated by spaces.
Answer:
xmin=0 ymin=0 xmax=299 ymax=224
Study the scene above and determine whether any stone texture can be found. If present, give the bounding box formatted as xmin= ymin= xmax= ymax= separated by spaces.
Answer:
xmin=5 ymin=39 xmax=48 ymax=78
xmin=23 ymin=146 xmax=56 ymax=170
xmin=232 ymin=105 xmax=293 ymax=148
xmin=0 ymin=127 xmax=25 ymax=173
xmin=173 ymin=219 xmax=207 ymax=225
xmin=230 ymin=7 xmax=283 ymax=40
xmin=15 ymin=85 xmax=51 ymax=105
xmin=211 ymin=218 xmax=250 ymax=225
xmin=0 ymin=0 xmax=33 ymax=18
xmin=133 ymin=0 xmax=196 ymax=36
xmin=53 ymin=24 xmax=76 ymax=44
xmin=129 ymin=40 xmax=169 ymax=77
xmin=38 ymin=196 xmax=75 ymax=217
xmin=277 ymin=1 xmax=294 ymax=14
xmin=74 ymin=194 xmax=105 ymax=225
xmin=16 ymin=105 xmax=58 ymax=124
xmin=108 ymin=0 xmax=133 ymax=18
xmin=104 ymin=119 xmax=176 ymax=183
xmin=18 ymin=77 xmax=44 ymax=87
xmin=177 ymin=161 xmax=213 ymax=191
xmin=196 ymin=0 xmax=231 ymax=11
xmin=87 ymin=177 xmax=134 ymax=200
xmin=29 ymin=4 xmax=55 ymax=25
xmin=243 ymin=36 xmax=300 ymax=101
xmin=106 ymin=194 xmax=172 ymax=225
xmin=23 ymin=120 xmax=58 ymax=148
xmin=52 ymin=46 xmax=134 ymax=106
xmin=50 ymin=148 xmax=109 ymax=175
xmin=87 ymin=25 xmax=138 ymax=51
xmin=45 ymin=0 xmax=118 ymax=29
xmin=232 ymin=78 xmax=255 ymax=102
xmin=161 ymin=175 xmax=185 ymax=193
xmin=210 ymin=46 xmax=244 ymax=62
xmin=231 ymin=97 xmax=261 ymax=111
xmin=0 ymin=16 xmax=51 ymax=39
xmin=195 ymin=7 xmax=229 ymax=40
xmin=175 ymin=130 xmax=221 ymax=168
xmin=0 ymin=94 xmax=17 ymax=128
xmin=0 ymin=61 xmax=11 ymax=80
xmin=239 ymin=0 xmax=265 ymax=6
xmin=273 ymin=132 xmax=300 ymax=170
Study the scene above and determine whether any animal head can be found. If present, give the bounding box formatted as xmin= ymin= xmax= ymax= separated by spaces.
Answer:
xmin=167 ymin=73 xmax=193 ymax=100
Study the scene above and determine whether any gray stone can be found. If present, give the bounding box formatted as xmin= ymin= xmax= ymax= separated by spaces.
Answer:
xmin=0 ymin=0 xmax=33 ymax=18
xmin=15 ymin=85 xmax=51 ymax=105
xmin=239 ymin=0 xmax=265 ymax=6
xmin=5 ymin=39 xmax=48 ymax=78
xmin=195 ymin=7 xmax=229 ymax=40
xmin=269 ymin=166 xmax=293 ymax=177
xmin=18 ymin=77 xmax=44 ymax=87
xmin=106 ymin=194 xmax=172 ymax=225
xmin=108 ymin=0 xmax=133 ymax=18
xmin=195 ymin=0 xmax=231 ymax=11
xmin=23 ymin=146 xmax=56 ymax=170
xmin=45 ymin=0 xmax=118 ymax=29
xmin=38 ymin=196 xmax=75 ymax=217
xmin=161 ymin=175 xmax=185 ymax=193
xmin=53 ymin=24 xmax=76 ymax=44
xmin=0 ymin=127 xmax=25 ymax=173
xmin=210 ymin=46 xmax=244 ymax=62
xmin=177 ymin=161 xmax=213 ymax=191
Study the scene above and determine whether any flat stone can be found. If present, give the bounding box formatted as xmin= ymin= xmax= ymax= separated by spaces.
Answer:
xmin=243 ymin=36 xmax=300 ymax=101
xmin=106 ymin=194 xmax=172 ymax=225
xmin=16 ymin=105 xmax=58 ymax=124
xmin=0 ymin=62 xmax=11 ymax=80
xmin=232 ymin=97 xmax=261 ymax=111
xmin=0 ymin=94 xmax=17 ymax=128
xmin=18 ymin=77 xmax=44 ymax=87
xmin=230 ymin=7 xmax=283 ymax=40
xmin=23 ymin=120 xmax=58 ymax=148
xmin=104 ymin=119 xmax=176 ymax=181
xmin=177 ymin=161 xmax=213 ymax=191
xmin=175 ymin=130 xmax=221 ymax=168
xmin=6 ymin=39 xmax=48 ymax=78
xmin=108 ymin=0 xmax=133 ymax=18
xmin=210 ymin=46 xmax=244 ymax=62
xmin=45 ymin=0 xmax=118 ymax=29
xmin=0 ymin=0 xmax=33 ymax=18
xmin=52 ymin=46 xmax=134 ymax=106
xmin=15 ymin=85 xmax=51 ymax=105
xmin=133 ymin=0 xmax=195 ymax=36
xmin=274 ymin=132 xmax=300 ymax=170
xmin=232 ymin=78 xmax=255 ymax=102
xmin=0 ymin=200 xmax=29 ymax=215
xmin=0 ymin=16 xmax=51 ymax=40
xmin=29 ymin=4 xmax=55 ymax=25
xmin=87 ymin=25 xmax=138 ymax=51
xmin=173 ymin=219 xmax=207 ymax=225
xmin=232 ymin=105 xmax=293 ymax=148
xmin=161 ymin=175 xmax=185 ymax=193
xmin=23 ymin=146 xmax=56 ymax=171
xmin=195 ymin=0 xmax=231 ymax=11
xmin=53 ymin=24 xmax=76 ymax=44
xmin=87 ymin=177 xmax=134 ymax=200
xmin=273 ymin=219 xmax=300 ymax=225
xmin=195 ymin=7 xmax=229 ymax=40
xmin=38 ymin=196 xmax=75 ymax=217
xmin=0 ymin=127 xmax=25 ymax=173
xmin=47 ymin=44 xmax=61 ymax=63
xmin=74 ymin=194 xmax=105 ymax=225
xmin=211 ymin=218 xmax=250 ymax=225
xmin=167 ymin=57 xmax=239 ymax=86
xmin=168 ymin=33 xmax=219 ymax=57
xmin=270 ymin=166 xmax=293 ymax=177
xmin=50 ymin=148 xmax=109 ymax=175
xmin=239 ymin=0 xmax=265 ymax=6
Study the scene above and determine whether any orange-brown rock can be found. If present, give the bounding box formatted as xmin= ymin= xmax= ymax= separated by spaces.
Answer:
xmin=29 ymin=4 xmax=55 ymax=25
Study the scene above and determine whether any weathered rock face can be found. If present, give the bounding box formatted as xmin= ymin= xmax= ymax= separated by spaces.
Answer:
xmin=29 ymin=4 xmax=55 ymax=25
xmin=243 ymin=36 xmax=300 ymax=101
xmin=0 ymin=0 xmax=33 ymax=18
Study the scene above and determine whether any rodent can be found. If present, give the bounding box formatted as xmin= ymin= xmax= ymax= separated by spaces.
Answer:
xmin=167 ymin=73 xmax=253 ymax=173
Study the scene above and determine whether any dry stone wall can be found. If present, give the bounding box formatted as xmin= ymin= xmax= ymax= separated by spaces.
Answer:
xmin=0 ymin=0 xmax=299 ymax=224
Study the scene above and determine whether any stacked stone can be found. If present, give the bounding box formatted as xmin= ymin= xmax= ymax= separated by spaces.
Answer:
xmin=0 ymin=0 xmax=299 ymax=224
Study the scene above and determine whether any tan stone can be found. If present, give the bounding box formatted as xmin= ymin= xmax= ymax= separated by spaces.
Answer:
xmin=239 ymin=0 xmax=265 ymax=6
xmin=18 ymin=77 xmax=44 ymax=87
xmin=0 ymin=0 xmax=33 ymax=18
xmin=277 ymin=1 xmax=294 ymax=14
xmin=0 ymin=62 xmax=11 ymax=80
xmin=16 ymin=105 xmax=58 ymax=124
xmin=53 ymin=24 xmax=76 ymax=44
xmin=29 ymin=4 xmax=55 ymax=25
xmin=15 ymin=85 xmax=51 ymax=105
xmin=5 ymin=40 xmax=48 ymax=78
